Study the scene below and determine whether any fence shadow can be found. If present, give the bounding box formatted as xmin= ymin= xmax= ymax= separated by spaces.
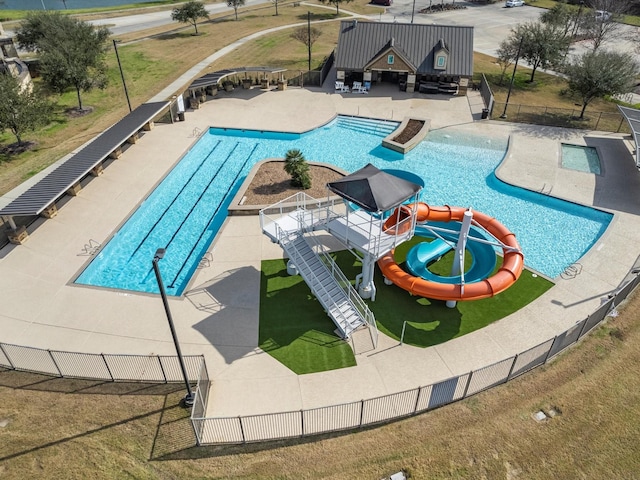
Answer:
xmin=0 ymin=368 xmax=186 ymax=396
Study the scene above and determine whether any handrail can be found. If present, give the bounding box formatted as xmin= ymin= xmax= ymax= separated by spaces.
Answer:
xmin=275 ymin=225 xmax=354 ymax=338
xmin=302 ymin=230 xmax=377 ymax=347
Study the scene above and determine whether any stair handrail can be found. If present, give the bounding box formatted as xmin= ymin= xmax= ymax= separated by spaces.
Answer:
xmin=274 ymin=225 xmax=354 ymax=338
xmin=304 ymin=231 xmax=378 ymax=347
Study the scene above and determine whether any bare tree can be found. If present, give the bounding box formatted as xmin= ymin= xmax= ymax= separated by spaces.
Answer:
xmin=291 ymin=25 xmax=321 ymax=71
xmin=584 ymin=0 xmax=629 ymax=51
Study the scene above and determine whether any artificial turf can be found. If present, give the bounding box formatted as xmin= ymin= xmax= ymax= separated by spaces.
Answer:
xmin=259 ymin=241 xmax=553 ymax=374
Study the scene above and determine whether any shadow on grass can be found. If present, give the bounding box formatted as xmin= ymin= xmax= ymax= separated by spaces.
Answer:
xmin=259 ymin=258 xmax=356 ymax=374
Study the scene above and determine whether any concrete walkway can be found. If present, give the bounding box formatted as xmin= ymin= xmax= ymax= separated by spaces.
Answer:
xmin=1 ymin=86 xmax=639 ymax=421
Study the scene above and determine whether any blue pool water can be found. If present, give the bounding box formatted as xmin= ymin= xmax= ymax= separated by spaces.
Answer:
xmin=75 ymin=116 xmax=612 ymax=295
xmin=561 ymin=144 xmax=601 ymax=175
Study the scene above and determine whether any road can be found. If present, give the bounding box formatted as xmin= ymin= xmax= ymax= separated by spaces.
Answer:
xmin=6 ymin=1 xmax=637 ymax=61
xmin=89 ymin=0 xmax=271 ymax=36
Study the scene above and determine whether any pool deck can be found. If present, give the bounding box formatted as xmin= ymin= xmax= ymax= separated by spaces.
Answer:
xmin=1 ymin=85 xmax=640 ymax=419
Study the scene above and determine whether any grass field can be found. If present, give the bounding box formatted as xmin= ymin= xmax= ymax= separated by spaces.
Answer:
xmin=1 ymin=289 xmax=638 ymax=478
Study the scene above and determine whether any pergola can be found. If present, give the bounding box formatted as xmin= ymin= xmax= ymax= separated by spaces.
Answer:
xmin=187 ymin=66 xmax=287 ymax=96
xmin=618 ymin=105 xmax=640 ymax=168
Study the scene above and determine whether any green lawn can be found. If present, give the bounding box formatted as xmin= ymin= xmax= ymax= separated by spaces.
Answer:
xmin=259 ymin=257 xmax=357 ymax=375
xmin=259 ymin=246 xmax=553 ymax=373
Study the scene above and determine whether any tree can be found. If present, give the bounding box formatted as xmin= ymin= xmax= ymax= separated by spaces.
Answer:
xmin=496 ymin=38 xmax=520 ymax=86
xmin=291 ymin=25 xmax=322 ymax=71
xmin=510 ymin=21 xmax=570 ymax=82
xmin=171 ymin=1 xmax=209 ymax=35
xmin=0 ymin=73 xmax=53 ymax=147
xmin=284 ymin=149 xmax=311 ymax=189
xmin=318 ymin=0 xmax=353 ymax=15
xmin=272 ymin=0 xmax=280 ymax=16
xmin=227 ymin=0 xmax=246 ymax=21
xmin=564 ymin=50 xmax=639 ymax=119
xmin=581 ymin=0 xmax=629 ymax=50
xmin=16 ymin=12 xmax=110 ymax=112
xmin=540 ymin=3 xmax=578 ymax=39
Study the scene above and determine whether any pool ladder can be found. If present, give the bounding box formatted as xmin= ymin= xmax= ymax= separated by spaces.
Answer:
xmin=78 ymin=239 xmax=101 ymax=256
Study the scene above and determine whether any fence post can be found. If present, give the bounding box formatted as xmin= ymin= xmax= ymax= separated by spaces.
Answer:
xmin=462 ymin=372 xmax=473 ymax=398
xmin=300 ymin=410 xmax=305 ymax=437
xmin=48 ymin=350 xmax=63 ymax=377
xmin=578 ymin=316 xmax=591 ymax=339
xmin=543 ymin=336 xmax=558 ymax=364
xmin=0 ymin=343 xmax=15 ymax=369
xmin=413 ymin=386 xmax=422 ymax=414
xmin=359 ymin=399 xmax=365 ymax=427
xmin=238 ymin=416 xmax=246 ymax=443
xmin=506 ymin=355 xmax=518 ymax=381
xmin=101 ymin=353 xmax=115 ymax=381
xmin=158 ymin=355 xmax=167 ymax=383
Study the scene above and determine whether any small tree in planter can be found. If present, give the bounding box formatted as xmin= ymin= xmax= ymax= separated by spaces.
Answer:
xmin=284 ymin=149 xmax=311 ymax=189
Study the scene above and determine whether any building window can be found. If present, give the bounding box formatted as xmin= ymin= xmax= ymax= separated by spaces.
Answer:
xmin=434 ymin=52 xmax=448 ymax=70
xmin=387 ymin=54 xmax=394 ymax=65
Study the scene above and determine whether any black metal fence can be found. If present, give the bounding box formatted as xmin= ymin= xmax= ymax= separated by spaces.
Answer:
xmin=491 ymin=102 xmax=631 ymax=133
xmin=190 ymin=272 xmax=640 ymax=445
xmin=479 ymin=74 xmax=495 ymax=116
xmin=0 ymin=343 xmax=204 ymax=384
xmin=287 ymin=50 xmax=335 ymax=88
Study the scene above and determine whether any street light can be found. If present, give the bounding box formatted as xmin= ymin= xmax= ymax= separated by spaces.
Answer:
xmin=500 ymin=37 xmax=524 ymax=120
xmin=113 ymin=39 xmax=132 ymax=113
xmin=152 ymin=248 xmax=195 ymax=408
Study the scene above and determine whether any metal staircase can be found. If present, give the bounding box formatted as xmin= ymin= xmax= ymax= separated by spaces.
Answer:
xmin=260 ymin=193 xmax=378 ymax=346
xmin=282 ymin=233 xmax=371 ymax=339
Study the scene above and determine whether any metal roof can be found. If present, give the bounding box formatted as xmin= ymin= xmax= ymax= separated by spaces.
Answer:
xmin=188 ymin=66 xmax=287 ymax=90
xmin=0 ymin=101 xmax=169 ymax=217
xmin=619 ymin=105 xmax=640 ymax=168
xmin=334 ymin=20 xmax=474 ymax=77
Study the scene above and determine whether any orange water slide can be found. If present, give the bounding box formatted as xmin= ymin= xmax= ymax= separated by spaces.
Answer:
xmin=378 ymin=203 xmax=524 ymax=302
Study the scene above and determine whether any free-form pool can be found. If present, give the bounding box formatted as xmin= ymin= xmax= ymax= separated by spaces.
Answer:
xmin=75 ymin=116 xmax=612 ymax=295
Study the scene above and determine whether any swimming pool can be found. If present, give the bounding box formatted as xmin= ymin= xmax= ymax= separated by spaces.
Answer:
xmin=75 ymin=116 xmax=612 ymax=295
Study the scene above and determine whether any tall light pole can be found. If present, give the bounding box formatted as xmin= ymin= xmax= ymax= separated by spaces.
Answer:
xmin=152 ymin=248 xmax=195 ymax=408
xmin=411 ymin=0 xmax=417 ymax=23
xmin=41 ymin=0 xmax=47 ymax=10
xmin=500 ymin=37 xmax=523 ymax=120
xmin=113 ymin=39 xmax=132 ymax=113
xmin=307 ymin=11 xmax=312 ymax=72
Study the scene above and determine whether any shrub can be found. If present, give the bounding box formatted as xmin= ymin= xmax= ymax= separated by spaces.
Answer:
xmin=284 ymin=149 xmax=311 ymax=189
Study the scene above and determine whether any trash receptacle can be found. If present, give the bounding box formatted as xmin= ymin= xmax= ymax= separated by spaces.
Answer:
xmin=178 ymin=112 xmax=185 ymax=122
xmin=481 ymin=108 xmax=489 ymax=119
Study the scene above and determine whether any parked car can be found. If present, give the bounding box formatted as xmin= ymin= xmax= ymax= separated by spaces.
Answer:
xmin=595 ymin=10 xmax=611 ymax=21
xmin=371 ymin=0 xmax=392 ymax=5
xmin=505 ymin=0 xmax=525 ymax=6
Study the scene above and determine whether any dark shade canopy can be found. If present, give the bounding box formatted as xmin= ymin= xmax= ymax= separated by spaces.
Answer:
xmin=327 ymin=164 xmax=422 ymax=212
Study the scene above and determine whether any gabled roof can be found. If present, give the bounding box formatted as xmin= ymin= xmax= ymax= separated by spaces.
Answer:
xmin=335 ymin=21 xmax=473 ymax=76
xmin=366 ymin=37 xmax=416 ymax=72
xmin=327 ymin=164 xmax=422 ymax=213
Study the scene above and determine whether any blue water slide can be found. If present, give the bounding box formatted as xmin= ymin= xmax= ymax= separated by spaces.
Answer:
xmin=405 ymin=224 xmax=498 ymax=285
